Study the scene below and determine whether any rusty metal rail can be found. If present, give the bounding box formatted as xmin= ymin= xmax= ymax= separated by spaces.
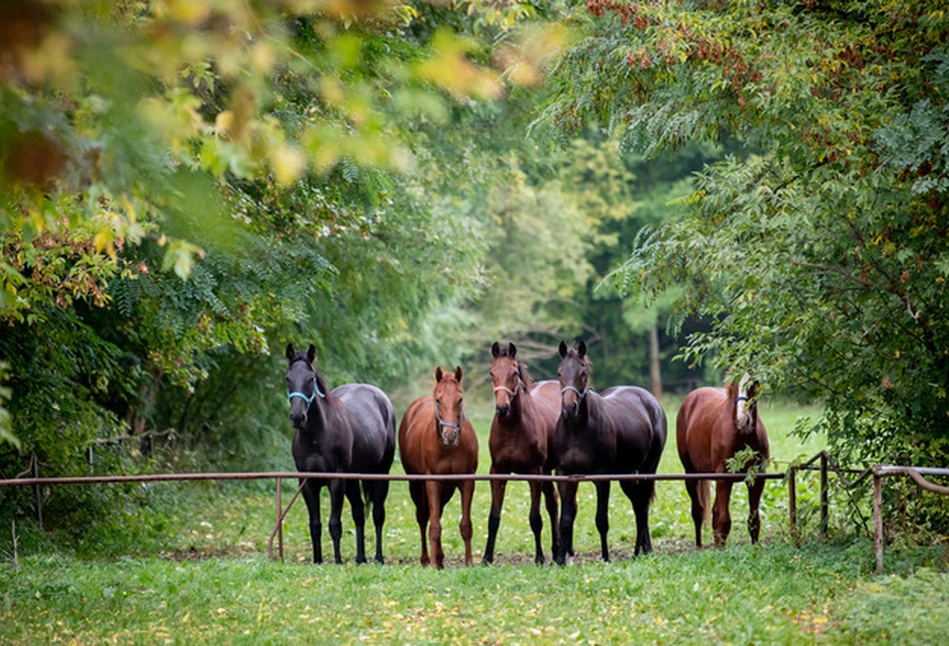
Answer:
xmin=0 ymin=470 xmax=785 ymax=562
xmin=787 ymin=452 xmax=949 ymax=572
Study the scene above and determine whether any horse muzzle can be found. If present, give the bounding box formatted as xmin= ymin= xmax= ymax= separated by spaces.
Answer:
xmin=561 ymin=402 xmax=579 ymax=419
xmin=440 ymin=428 xmax=460 ymax=446
xmin=290 ymin=411 xmax=307 ymax=429
xmin=496 ymin=403 xmax=511 ymax=418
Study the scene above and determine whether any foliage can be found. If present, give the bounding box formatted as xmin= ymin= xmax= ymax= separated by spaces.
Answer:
xmin=536 ymin=0 xmax=949 ymax=484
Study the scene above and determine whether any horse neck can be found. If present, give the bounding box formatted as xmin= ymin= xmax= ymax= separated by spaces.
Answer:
xmin=562 ymin=390 xmax=599 ymax=433
xmin=498 ymin=388 xmax=537 ymax=431
xmin=303 ymin=395 xmax=334 ymax=440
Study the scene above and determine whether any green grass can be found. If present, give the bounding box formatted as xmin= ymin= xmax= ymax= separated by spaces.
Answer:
xmin=3 ymin=397 xmax=948 ymax=643
xmin=3 ymin=545 xmax=948 ymax=644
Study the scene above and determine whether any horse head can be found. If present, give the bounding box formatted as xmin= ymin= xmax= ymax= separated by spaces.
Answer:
xmin=490 ymin=341 xmax=523 ymax=419
xmin=728 ymin=372 xmax=760 ymax=434
xmin=285 ymin=343 xmax=325 ymax=430
xmin=557 ymin=340 xmax=589 ymax=420
xmin=433 ymin=365 xmax=465 ymax=446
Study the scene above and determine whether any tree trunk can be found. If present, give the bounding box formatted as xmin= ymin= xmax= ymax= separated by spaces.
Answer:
xmin=649 ymin=323 xmax=662 ymax=399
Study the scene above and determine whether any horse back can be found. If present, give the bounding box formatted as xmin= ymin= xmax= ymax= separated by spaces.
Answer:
xmin=335 ymin=383 xmax=396 ymax=474
xmin=677 ymin=387 xmax=747 ymax=473
xmin=599 ymin=386 xmax=667 ymax=472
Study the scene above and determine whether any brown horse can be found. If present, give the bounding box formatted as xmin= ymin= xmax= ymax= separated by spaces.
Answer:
xmin=482 ymin=341 xmax=561 ymax=565
xmin=399 ymin=366 xmax=479 ymax=568
xmin=677 ymin=373 xmax=771 ymax=548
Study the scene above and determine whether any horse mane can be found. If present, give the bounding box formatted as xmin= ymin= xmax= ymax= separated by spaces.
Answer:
xmin=516 ymin=360 xmax=535 ymax=391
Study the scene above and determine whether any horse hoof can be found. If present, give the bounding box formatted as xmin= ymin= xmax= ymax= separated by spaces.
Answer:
xmin=355 ymin=556 xmax=367 ymax=565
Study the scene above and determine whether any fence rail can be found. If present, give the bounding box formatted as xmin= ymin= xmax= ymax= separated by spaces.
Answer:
xmin=2 ymin=455 xmax=947 ymax=572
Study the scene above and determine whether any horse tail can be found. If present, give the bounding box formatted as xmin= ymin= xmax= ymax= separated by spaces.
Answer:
xmin=697 ymin=479 xmax=710 ymax=526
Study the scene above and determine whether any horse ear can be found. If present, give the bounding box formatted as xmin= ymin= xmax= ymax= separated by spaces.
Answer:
xmin=559 ymin=341 xmax=568 ymax=358
xmin=454 ymin=366 xmax=463 ymax=383
xmin=726 ymin=382 xmax=738 ymax=400
xmin=508 ymin=342 xmax=517 ymax=358
xmin=307 ymin=344 xmax=317 ymax=366
xmin=577 ymin=340 xmax=586 ymax=358
xmin=491 ymin=342 xmax=500 ymax=358
xmin=435 ymin=366 xmax=443 ymax=382
xmin=285 ymin=343 xmax=295 ymax=361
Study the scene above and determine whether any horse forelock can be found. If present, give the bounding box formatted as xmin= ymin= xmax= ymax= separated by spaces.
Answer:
xmin=288 ymin=352 xmax=313 ymax=367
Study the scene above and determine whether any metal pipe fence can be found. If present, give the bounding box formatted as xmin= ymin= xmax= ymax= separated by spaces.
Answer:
xmin=2 ymin=454 xmax=947 ymax=572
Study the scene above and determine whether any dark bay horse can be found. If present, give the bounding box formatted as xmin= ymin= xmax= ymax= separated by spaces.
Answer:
xmin=554 ymin=341 xmax=667 ymax=564
xmin=677 ymin=374 xmax=771 ymax=547
xmin=399 ymin=366 xmax=479 ymax=568
xmin=482 ymin=341 xmax=561 ymax=565
xmin=286 ymin=343 xmax=396 ymax=564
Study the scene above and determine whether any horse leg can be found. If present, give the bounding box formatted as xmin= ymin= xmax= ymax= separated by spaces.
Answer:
xmin=328 ymin=478 xmax=346 ymax=564
xmin=370 ymin=480 xmax=389 ymax=564
xmin=685 ymin=478 xmax=704 ymax=548
xmin=482 ymin=466 xmax=506 ymax=565
xmin=300 ymin=479 xmax=323 ymax=564
xmin=623 ymin=479 xmax=655 ymax=557
xmin=344 ymin=480 xmax=366 ymax=564
xmin=712 ymin=478 xmax=734 ymax=548
xmin=425 ymin=480 xmax=445 ymax=569
xmin=542 ymin=479 xmax=560 ymax=560
xmin=460 ymin=479 xmax=475 ymax=567
xmin=556 ymin=481 xmax=579 ymax=566
xmin=409 ymin=481 xmax=430 ymax=566
xmin=595 ymin=480 xmax=611 ymax=562
xmin=747 ymin=476 xmax=765 ymax=544
xmin=528 ymin=479 xmax=545 ymax=564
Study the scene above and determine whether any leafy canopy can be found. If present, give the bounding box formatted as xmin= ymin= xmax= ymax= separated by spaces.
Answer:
xmin=539 ymin=0 xmax=949 ymax=465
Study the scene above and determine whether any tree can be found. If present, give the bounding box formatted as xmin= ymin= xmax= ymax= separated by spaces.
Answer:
xmin=538 ymin=0 xmax=949 ymax=479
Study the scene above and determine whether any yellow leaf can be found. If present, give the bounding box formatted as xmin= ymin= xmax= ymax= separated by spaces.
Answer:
xmin=271 ymin=146 xmax=305 ymax=186
xmin=94 ymin=229 xmax=112 ymax=254
xmin=215 ymin=111 xmax=234 ymax=133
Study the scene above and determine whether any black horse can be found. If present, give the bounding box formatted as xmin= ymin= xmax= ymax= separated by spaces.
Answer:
xmin=286 ymin=343 xmax=396 ymax=564
xmin=554 ymin=340 xmax=667 ymax=564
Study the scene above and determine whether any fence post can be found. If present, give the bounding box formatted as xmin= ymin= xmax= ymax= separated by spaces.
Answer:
xmin=788 ymin=467 xmax=797 ymax=545
xmin=819 ymin=453 xmax=828 ymax=536
xmin=275 ymin=477 xmax=284 ymax=562
xmin=873 ymin=472 xmax=883 ymax=573
xmin=32 ymin=454 xmax=43 ymax=530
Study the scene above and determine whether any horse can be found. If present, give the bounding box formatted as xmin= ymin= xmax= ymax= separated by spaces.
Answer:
xmin=399 ymin=366 xmax=479 ymax=568
xmin=554 ymin=340 xmax=667 ymax=564
xmin=676 ymin=373 xmax=771 ymax=548
xmin=482 ymin=341 xmax=561 ymax=565
xmin=285 ymin=343 xmax=396 ymax=564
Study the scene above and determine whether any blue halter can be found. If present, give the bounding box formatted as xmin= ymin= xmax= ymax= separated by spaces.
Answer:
xmin=287 ymin=377 xmax=326 ymax=408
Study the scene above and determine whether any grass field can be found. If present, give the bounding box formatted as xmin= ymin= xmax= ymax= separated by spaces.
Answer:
xmin=3 ymin=397 xmax=949 ymax=643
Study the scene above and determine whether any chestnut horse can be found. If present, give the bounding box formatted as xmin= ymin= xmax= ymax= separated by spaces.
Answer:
xmin=677 ymin=373 xmax=771 ymax=547
xmin=286 ymin=343 xmax=396 ymax=564
xmin=554 ymin=341 xmax=667 ymax=564
xmin=399 ymin=366 xmax=479 ymax=568
xmin=482 ymin=341 xmax=561 ymax=565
